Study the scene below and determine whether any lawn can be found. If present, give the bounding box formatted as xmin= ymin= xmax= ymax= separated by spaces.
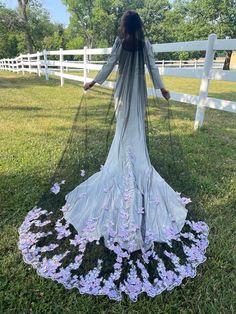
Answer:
xmin=0 ymin=70 xmax=235 ymax=313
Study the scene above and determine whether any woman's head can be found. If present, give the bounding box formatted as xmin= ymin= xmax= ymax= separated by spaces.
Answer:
xmin=118 ymin=10 xmax=145 ymax=39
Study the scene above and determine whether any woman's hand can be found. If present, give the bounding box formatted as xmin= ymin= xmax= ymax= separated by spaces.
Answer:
xmin=161 ymin=88 xmax=170 ymax=100
xmin=84 ymin=80 xmax=96 ymax=91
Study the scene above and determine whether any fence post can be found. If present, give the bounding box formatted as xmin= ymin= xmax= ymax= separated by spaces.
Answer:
xmin=43 ymin=49 xmax=49 ymax=80
xmin=83 ymin=45 xmax=88 ymax=84
xmin=37 ymin=51 xmax=41 ymax=77
xmin=59 ymin=47 xmax=64 ymax=86
xmin=16 ymin=57 xmax=19 ymax=73
xmin=20 ymin=54 xmax=25 ymax=75
xmin=28 ymin=53 xmax=32 ymax=73
xmin=179 ymin=59 xmax=182 ymax=68
xmin=194 ymin=33 xmax=217 ymax=130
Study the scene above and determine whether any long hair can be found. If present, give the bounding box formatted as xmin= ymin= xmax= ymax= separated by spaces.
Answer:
xmin=118 ymin=10 xmax=145 ymax=41
xmin=106 ymin=10 xmax=149 ymax=157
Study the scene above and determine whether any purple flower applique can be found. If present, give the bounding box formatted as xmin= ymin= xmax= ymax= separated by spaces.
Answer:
xmin=137 ymin=207 xmax=144 ymax=214
xmin=70 ymin=234 xmax=82 ymax=246
xmin=55 ymin=219 xmax=71 ymax=239
xmin=141 ymin=247 xmax=153 ymax=264
xmin=150 ymin=195 xmax=160 ymax=206
xmin=37 ymin=251 xmax=69 ymax=278
xmin=183 ymin=244 xmax=204 ymax=264
xmin=136 ymin=259 xmax=149 ymax=279
xmin=181 ymin=197 xmax=192 ymax=205
xmin=50 ymin=183 xmax=60 ymax=194
xmin=60 ymin=204 xmax=70 ymax=213
xmin=40 ymin=243 xmax=59 ymax=252
xmin=68 ymin=255 xmax=83 ymax=270
xmin=103 ymin=183 xmax=114 ymax=193
xmin=33 ymin=219 xmax=51 ymax=227
xmin=123 ymin=191 xmax=131 ymax=202
xmin=79 ymin=260 xmax=103 ymax=295
xmin=50 ymin=180 xmax=66 ymax=194
xmin=191 ymin=221 xmax=209 ymax=234
xmin=163 ymin=226 xmax=180 ymax=246
xmin=80 ymin=169 xmax=85 ymax=176
xmin=120 ymin=263 xmax=143 ymax=302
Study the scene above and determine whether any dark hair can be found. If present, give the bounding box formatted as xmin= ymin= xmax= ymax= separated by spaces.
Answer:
xmin=118 ymin=10 xmax=145 ymax=41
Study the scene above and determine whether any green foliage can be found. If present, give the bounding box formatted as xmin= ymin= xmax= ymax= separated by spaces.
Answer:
xmin=0 ymin=1 xmax=65 ymax=57
xmin=1 ymin=0 xmax=236 ymax=62
xmin=42 ymin=24 xmax=67 ymax=51
xmin=26 ymin=2 xmax=57 ymax=51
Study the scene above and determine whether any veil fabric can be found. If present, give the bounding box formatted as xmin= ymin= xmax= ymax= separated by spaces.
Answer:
xmin=17 ymin=31 xmax=210 ymax=301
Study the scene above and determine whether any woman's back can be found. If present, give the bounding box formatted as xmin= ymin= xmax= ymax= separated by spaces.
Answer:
xmin=121 ymin=37 xmax=145 ymax=52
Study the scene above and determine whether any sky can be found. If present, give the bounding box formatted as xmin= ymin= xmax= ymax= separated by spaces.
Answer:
xmin=3 ymin=0 xmax=70 ymax=26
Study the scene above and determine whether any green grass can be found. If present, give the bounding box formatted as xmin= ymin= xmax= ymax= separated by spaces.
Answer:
xmin=0 ymin=70 xmax=235 ymax=313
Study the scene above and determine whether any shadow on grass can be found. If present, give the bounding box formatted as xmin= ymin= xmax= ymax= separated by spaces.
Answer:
xmin=0 ymin=83 xmax=212 ymax=229
xmin=0 ymin=105 xmax=42 ymax=111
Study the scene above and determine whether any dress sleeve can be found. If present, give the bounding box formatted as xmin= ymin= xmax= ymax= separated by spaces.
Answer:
xmin=144 ymin=39 xmax=165 ymax=90
xmin=93 ymin=36 xmax=121 ymax=85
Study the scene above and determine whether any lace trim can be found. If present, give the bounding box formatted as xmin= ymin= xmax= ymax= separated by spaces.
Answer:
xmin=18 ymin=177 xmax=210 ymax=301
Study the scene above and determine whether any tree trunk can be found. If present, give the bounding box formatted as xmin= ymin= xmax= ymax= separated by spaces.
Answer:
xmin=17 ymin=0 xmax=34 ymax=53
xmin=223 ymin=50 xmax=232 ymax=70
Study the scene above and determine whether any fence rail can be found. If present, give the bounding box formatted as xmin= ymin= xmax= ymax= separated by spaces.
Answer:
xmin=0 ymin=33 xmax=235 ymax=129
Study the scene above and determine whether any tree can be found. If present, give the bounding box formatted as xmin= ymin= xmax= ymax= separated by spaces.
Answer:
xmin=0 ymin=4 xmax=22 ymax=58
xmin=62 ymin=0 xmax=96 ymax=49
xmin=27 ymin=1 xmax=59 ymax=51
xmin=62 ymin=0 xmax=145 ymax=49
xmin=17 ymin=0 xmax=34 ymax=53
xmin=168 ymin=0 xmax=236 ymax=68
xmin=43 ymin=24 xmax=66 ymax=50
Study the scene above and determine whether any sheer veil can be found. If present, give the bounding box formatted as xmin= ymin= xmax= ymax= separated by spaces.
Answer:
xmin=15 ymin=13 xmax=210 ymax=302
xmin=34 ymin=22 xmax=197 ymax=219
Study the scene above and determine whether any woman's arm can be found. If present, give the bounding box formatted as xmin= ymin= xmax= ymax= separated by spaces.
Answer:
xmin=84 ymin=36 xmax=121 ymax=90
xmin=144 ymin=39 xmax=165 ymax=89
xmin=144 ymin=39 xmax=170 ymax=100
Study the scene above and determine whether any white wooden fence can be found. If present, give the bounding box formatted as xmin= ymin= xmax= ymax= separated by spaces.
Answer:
xmin=0 ymin=33 xmax=235 ymax=129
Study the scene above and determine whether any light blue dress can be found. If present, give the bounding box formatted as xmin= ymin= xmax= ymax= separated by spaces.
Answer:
xmin=18 ymin=36 xmax=210 ymax=301
xmin=63 ymin=36 xmax=188 ymax=252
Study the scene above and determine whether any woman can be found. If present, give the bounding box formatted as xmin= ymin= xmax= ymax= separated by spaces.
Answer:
xmin=18 ymin=10 xmax=209 ymax=301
